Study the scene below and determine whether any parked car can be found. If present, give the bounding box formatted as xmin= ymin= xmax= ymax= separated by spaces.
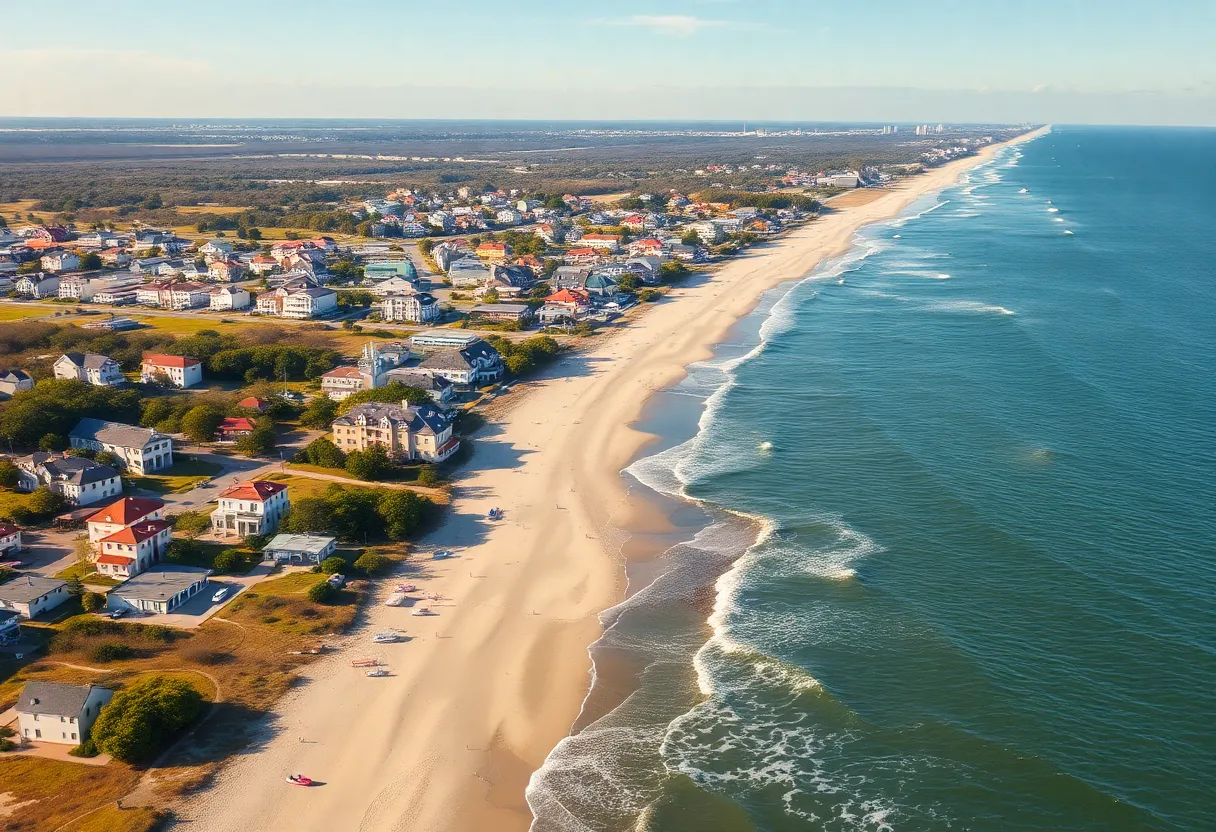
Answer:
xmin=212 ymin=588 xmax=229 ymax=603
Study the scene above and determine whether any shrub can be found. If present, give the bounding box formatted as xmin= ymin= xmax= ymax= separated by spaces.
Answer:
xmin=81 ymin=592 xmax=105 ymax=613
xmin=299 ymin=396 xmax=338 ymax=429
xmin=213 ymin=548 xmax=246 ymax=573
xmin=0 ymin=459 xmax=18 ymax=488
xmin=638 ymin=288 xmax=663 ymax=302
xmin=235 ymin=422 xmax=276 ymax=457
xmin=344 ymin=444 xmax=392 ymax=481
xmin=353 ymin=551 xmax=390 ymax=576
xmin=319 ymin=556 xmax=347 ymax=574
xmin=306 ymin=581 xmax=335 ymax=604
xmin=69 ymin=737 xmax=99 ymax=757
xmin=415 ymin=467 xmax=441 ymax=487
xmin=295 ymin=437 xmax=346 ymax=469
xmin=90 ymin=676 xmax=204 ymax=763
xmin=89 ymin=642 xmax=135 ymax=663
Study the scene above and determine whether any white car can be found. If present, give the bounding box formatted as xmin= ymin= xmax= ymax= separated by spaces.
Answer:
xmin=212 ymin=588 xmax=229 ymax=603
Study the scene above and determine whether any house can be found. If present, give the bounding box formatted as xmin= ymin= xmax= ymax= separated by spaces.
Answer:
xmin=94 ymin=518 xmax=172 ymax=578
xmin=409 ymin=331 xmax=480 ymax=350
xmin=262 ymin=533 xmax=336 ymax=565
xmin=140 ymin=354 xmax=203 ymax=389
xmin=106 ymin=567 xmax=209 ymax=615
xmin=628 ymin=238 xmax=667 ymax=258
xmin=416 ymin=338 xmax=504 ymax=387
xmin=468 ymin=303 xmax=533 ymax=324
xmin=93 ymin=285 xmax=139 ymax=305
xmin=379 ymin=292 xmax=440 ymax=323
xmin=582 ymin=272 xmax=619 ymax=297
xmin=237 ymin=396 xmax=269 ymax=413
xmin=209 ymin=285 xmax=250 ymax=311
xmin=57 ymin=275 xmax=111 ymax=302
xmin=215 ymin=416 xmax=256 ymax=442
xmin=382 ymin=369 xmax=455 ymax=406
xmin=369 ymin=275 xmax=427 ymax=296
xmin=69 ymin=419 xmax=173 ymax=474
xmin=0 ymin=369 xmax=33 ymax=397
xmin=475 ymin=241 xmax=510 ymax=264
xmin=16 ymin=453 xmax=122 ymax=507
xmin=98 ymin=250 xmax=132 ymax=268
xmin=490 ymin=264 xmax=537 ymax=291
xmin=563 ymin=247 xmax=601 ymax=265
xmin=447 ymin=258 xmax=492 ymax=287
xmin=552 ymin=266 xmax=593 ymax=291
xmin=207 ymin=259 xmax=245 ymax=283
xmin=496 ymin=208 xmax=522 ymax=225
xmin=248 ymin=254 xmax=279 ymax=275
xmin=40 ymin=252 xmax=80 ymax=273
xmin=76 ymin=230 xmax=122 ymax=249
xmin=256 ymin=285 xmax=337 ymax=319
xmin=538 ymin=288 xmax=592 ymax=324
xmin=210 ymin=480 xmax=289 ymax=538
xmin=364 ymin=260 xmax=418 ymax=282
xmin=0 ymin=576 xmax=69 ymax=619
xmin=689 ymin=221 xmax=726 ymax=244
xmin=15 ymin=682 xmax=113 ymax=745
xmin=331 ymin=401 xmax=459 ymax=462
xmin=87 ymin=496 xmax=165 ymax=544
xmin=579 ymin=233 xmax=622 ymax=252
xmin=0 ymin=522 xmax=20 ymax=557
xmin=16 ymin=273 xmax=60 ymax=298
xmin=53 ymin=352 xmax=124 ymax=387
xmin=199 ymin=240 xmax=234 ymax=258
xmin=320 ymin=366 xmax=376 ymax=401
xmin=136 ymin=280 xmax=210 ymax=310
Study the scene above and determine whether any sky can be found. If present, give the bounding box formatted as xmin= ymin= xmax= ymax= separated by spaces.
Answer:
xmin=3 ymin=0 xmax=1215 ymax=125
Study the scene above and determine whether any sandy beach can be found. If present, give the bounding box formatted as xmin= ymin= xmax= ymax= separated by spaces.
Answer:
xmin=175 ymin=128 xmax=1046 ymax=832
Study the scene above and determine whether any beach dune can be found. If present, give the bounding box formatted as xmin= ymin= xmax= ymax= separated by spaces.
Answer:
xmin=175 ymin=128 xmax=1046 ymax=832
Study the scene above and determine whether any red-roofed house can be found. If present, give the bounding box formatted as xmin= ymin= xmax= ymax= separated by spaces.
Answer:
xmin=563 ymin=247 xmax=602 ymax=265
xmin=140 ymin=354 xmax=203 ymax=389
xmin=210 ymin=480 xmax=290 ymax=538
xmin=628 ymin=238 xmax=666 ymax=257
xmin=475 ymin=241 xmax=510 ymax=265
xmin=87 ymin=497 xmax=166 ymax=544
xmin=237 ymin=396 xmax=270 ymax=413
xmin=0 ymin=522 xmax=21 ymax=557
xmin=538 ymin=288 xmax=592 ymax=325
xmin=216 ymin=417 xmax=256 ymax=442
xmin=95 ymin=519 xmax=172 ymax=578
xmin=579 ymin=234 xmax=621 ymax=253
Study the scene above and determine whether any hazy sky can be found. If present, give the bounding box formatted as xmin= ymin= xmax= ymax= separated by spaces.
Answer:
xmin=4 ymin=0 xmax=1214 ymax=124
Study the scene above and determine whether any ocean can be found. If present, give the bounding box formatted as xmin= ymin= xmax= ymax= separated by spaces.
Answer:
xmin=526 ymin=127 xmax=1216 ymax=832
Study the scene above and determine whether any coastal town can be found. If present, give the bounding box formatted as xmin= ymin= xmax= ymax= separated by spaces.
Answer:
xmin=0 ymin=126 xmax=1017 ymax=831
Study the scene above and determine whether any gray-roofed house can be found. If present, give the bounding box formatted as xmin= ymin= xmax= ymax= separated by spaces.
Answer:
xmin=106 ymin=566 xmax=209 ymax=615
xmin=262 ymin=533 xmax=337 ymax=564
xmin=15 ymin=452 xmax=123 ymax=506
xmin=417 ymin=338 xmax=504 ymax=388
xmin=331 ymin=401 xmax=459 ymax=462
xmin=16 ymin=681 xmax=113 ymax=745
xmin=0 ymin=575 xmax=70 ymax=619
xmin=382 ymin=368 xmax=455 ymax=406
xmin=69 ymin=418 xmax=173 ymax=474
xmin=52 ymin=352 xmax=125 ymax=387
xmin=468 ymin=303 xmax=533 ymax=324
xmin=0 ymin=369 xmax=33 ymax=397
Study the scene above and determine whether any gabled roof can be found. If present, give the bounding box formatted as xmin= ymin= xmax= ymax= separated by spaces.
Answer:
xmin=101 ymin=519 xmax=171 ymax=545
xmin=217 ymin=417 xmax=255 ymax=433
xmin=217 ymin=480 xmax=287 ymax=501
xmin=19 ymin=453 xmax=119 ymax=486
xmin=58 ymin=352 xmax=116 ymax=370
xmin=141 ymin=354 xmax=201 ymax=369
xmin=71 ymin=418 xmax=163 ymax=450
xmin=88 ymin=496 xmax=165 ymax=526
xmin=16 ymin=681 xmax=107 ymax=717
xmin=97 ymin=554 xmax=135 ymax=565
xmin=237 ymin=396 xmax=268 ymax=410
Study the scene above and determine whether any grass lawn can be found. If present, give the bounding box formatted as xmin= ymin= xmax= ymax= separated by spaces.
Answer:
xmin=53 ymin=561 xmax=121 ymax=588
xmin=216 ymin=571 xmax=360 ymax=637
xmin=0 ymin=757 xmax=149 ymax=832
xmin=261 ymin=472 xmax=335 ymax=499
xmin=0 ymin=489 xmax=33 ymax=520
xmin=0 ymin=303 xmax=56 ymax=322
xmin=126 ymin=458 xmax=222 ymax=494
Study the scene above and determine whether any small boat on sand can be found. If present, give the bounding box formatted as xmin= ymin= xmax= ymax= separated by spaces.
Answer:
xmin=366 ymin=668 xmax=390 ymax=677
xmin=372 ymin=632 xmax=400 ymax=643
xmin=411 ymin=607 xmax=436 ymax=617
xmin=395 ymin=584 xmax=417 ymax=593
xmin=287 ymin=774 xmax=313 ymax=786
xmin=433 ymin=549 xmax=453 ymax=560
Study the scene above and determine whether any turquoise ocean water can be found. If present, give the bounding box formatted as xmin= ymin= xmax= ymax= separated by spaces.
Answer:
xmin=528 ymin=127 xmax=1216 ymax=831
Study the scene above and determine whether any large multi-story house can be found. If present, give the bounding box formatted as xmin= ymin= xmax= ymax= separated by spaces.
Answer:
xmin=379 ymin=292 xmax=440 ymax=323
xmin=52 ymin=353 xmax=124 ymax=387
xmin=135 ymin=280 xmax=210 ymax=310
xmin=209 ymin=285 xmax=250 ymax=311
xmin=320 ymin=366 xmax=375 ymax=401
xmin=94 ymin=518 xmax=172 ymax=579
xmin=16 ymin=453 xmax=123 ymax=506
xmin=331 ymin=401 xmax=459 ymax=462
xmin=15 ymin=682 xmax=113 ymax=746
xmin=578 ymin=233 xmax=622 ymax=252
xmin=15 ymin=274 xmax=60 ymax=298
xmin=69 ymin=419 xmax=173 ymax=474
xmin=256 ymin=285 xmax=337 ymax=319
xmin=40 ymin=251 xmax=80 ymax=273
xmin=87 ymin=496 xmax=164 ymax=544
xmin=209 ymin=480 xmax=290 ymax=539
xmin=416 ymin=338 xmax=504 ymax=387
xmin=140 ymin=354 xmax=203 ymax=389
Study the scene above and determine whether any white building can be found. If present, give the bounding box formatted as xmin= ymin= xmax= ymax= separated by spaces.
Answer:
xmin=0 ymin=576 xmax=68 ymax=619
xmin=380 ymin=292 xmax=440 ymax=323
xmin=16 ymin=274 xmax=60 ymax=298
xmin=0 ymin=522 xmax=20 ymax=557
xmin=320 ymin=366 xmax=374 ymax=401
xmin=416 ymin=338 xmax=504 ymax=387
xmin=40 ymin=252 xmax=80 ymax=273
xmin=69 ymin=419 xmax=173 ymax=474
xmin=0 ymin=369 xmax=33 ymax=397
xmin=16 ymin=682 xmax=113 ymax=746
xmin=57 ymin=275 xmax=109 ymax=301
xmin=209 ymin=480 xmax=290 ymax=538
xmin=256 ymin=285 xmax=338 ymax=319
xmin=106 ymin=567 xmax=209 ymax=615
xmin=209 ymin=285 xmax=250 ymax=311
xmin=87 ymin=496 xmax=165 ymax=544
xmin=95 ymin=518 xmax=173 ymax=579
xmin=140 ymin=354 xmax=203 ymax=389
xmin=262 ymin=533 xmax=336 ymax=564
xmin=16 ymin=453 xmax=123 ymax=507
xmin=52 ymin=352 xmax=125 ymax=387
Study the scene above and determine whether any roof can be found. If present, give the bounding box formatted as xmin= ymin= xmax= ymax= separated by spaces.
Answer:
xmin=96 ymin=554 xmax=134 ymax=565
xmin=0 ymin=576 xmax=67 ymax=604
xmin=16 ymin=681 xmax=108 ymax=717
xmin=19 ymin=453 xmax=119 ymax=486
xmin=141 ymin=354 xmax=201 ymax=368
xmin=471 ymin=304 xmax=530 ymax=315
xmin=264 ymin=534 xmax=335 ymax=555
xmin=88 ymin=496 xmax=165 ymax=526
xmin=545 ymin=289 xmax=590 ymax=304
xmin=383 ymin=369 xmax=452 ymax=391
xmin=58 ymin=352 xmax=115 ymax=371
xmin=101 ymin=519 xmax=171 ymax=545
xmin=217 ymin=417 xmax=255 ymax=433
xmin=70 ymin=418 xmax=163 ymax=450
xmin=0 ymin=369 xmax=32 ymax=382
xmin=217 ymin=480 xmax=287 ymax=501
xmin=322 ymin=366 xmax=365 ymax=380
xmin=109 ymin=567 xmax=209 ymax=602
xmin=333 ymin=402 xmax=452 ymax=435
xmin=237 ymin=396 xmax=268 ymax=409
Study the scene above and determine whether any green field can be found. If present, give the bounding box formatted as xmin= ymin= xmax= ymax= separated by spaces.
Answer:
xmin=126 ymin=458 xmax=223 ymax=494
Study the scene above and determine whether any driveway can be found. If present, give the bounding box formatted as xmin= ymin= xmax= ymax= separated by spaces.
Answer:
xmin=125 ymin=561 xmax=277 ymax=629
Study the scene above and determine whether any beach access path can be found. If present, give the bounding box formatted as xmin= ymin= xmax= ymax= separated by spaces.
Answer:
xmin=173 ymin=128 xmax=1048 ymax=832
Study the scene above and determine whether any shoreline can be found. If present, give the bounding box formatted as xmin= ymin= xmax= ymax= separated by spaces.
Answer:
xmin=174 ymin=127 xmax=1048 ymax=832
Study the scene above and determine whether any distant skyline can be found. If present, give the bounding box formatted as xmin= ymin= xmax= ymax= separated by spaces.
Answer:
xmin=3 ymin=0 xmax=1214 ymax=125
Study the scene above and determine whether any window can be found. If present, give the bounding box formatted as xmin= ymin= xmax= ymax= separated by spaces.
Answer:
xmin=72 ymin=732 xmax=77 ymax=740
xmin=35 ymin=729 xmax=41 ymax=738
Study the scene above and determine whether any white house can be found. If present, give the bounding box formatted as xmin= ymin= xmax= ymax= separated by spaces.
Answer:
xmin=262 ymin=533 xmax=336 ymax=564
xmin=95 ymin=518 xmax=173 ymax=579
xmin=199 ymin=239 xmax=234 ymax=258
xmin=320 ymin=366 xmax=374 ymax=401
xmin=0 ymin=369 xmax=33 ymax=397
xmin=379 ymin=292 xmax=440 ymax=323
xmin=87 ymin=496 xmax=165 ymax=544
xmin=0 ymin=576 xmax=69 ymax=619
xmin=0 ymin=522 xmax=20 ymax=557
xmin=16 ymin=453 xmax=123 ymax=507
xmin=256 ymin=285 xmax=337 ymax=319
xmin=447 ymin=258 xmax=492 ymax=287
xmin=52 ymin=352 xmax=125 ymax=387
xmin=140 ymin=354 xmax=203 ymax=389
xmin=209 ymin=285 xmax=250 ymax=311
xmin=57 ymin=275 xmax=109 ymax=302
xmin=16 ymin=682 xmax=113 ymax=746
xmin=69 ymin=419 xmax=173 ymax=474
xmin=416 ymin=338 xmax=504 ymax=387
xmin=16 ymin=274 xmax=60 ymax=298
xmin=105 ymin=567 xmax=209 ymax=615
xmin=40 ymin=252 xmax=80 ymax=273
xmin=209 ymin=480 xmax=290 ymax=538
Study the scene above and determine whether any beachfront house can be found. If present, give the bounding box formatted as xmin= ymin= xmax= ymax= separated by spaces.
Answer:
xmin=0 ymin=369 xmax=34 ymax=397
xmin=379 ymin=292 xmax=440 ymax=323
xmin=16 ymin=682 xmax=113 ymax=745
xmin=0 ymin=576 xmax=70 ymax=619
xmin=106 ymin=567 xmax=210 ymax=615
xmin=331 ymin=401 xmax=460 ymax=462
xmin=262 ymin=533 xmax=337 ymax=565
xmin=416 ymin=338 xmax=504 ymax=388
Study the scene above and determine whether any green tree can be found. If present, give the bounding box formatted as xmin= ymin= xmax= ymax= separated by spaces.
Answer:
xmin=79 ymin=252 xmax=102 ymax=270
xmin=299 ymin=396 xmax=338 ymax=429
xmin=235 ymin=423 xmax=276 ymax=458
xmin=81 ymin=592 xmax=105 ymax=613
xmin=415 ymin=467 xmax=441 ymax=488
xmin=377 ymin=489 xmax=429 ymax=540
xmin=90 ymin=676 xmax=204 ymax=763
xmin=27 ymin=486 xmax=64 ymax=519
xmin=180 ymin=405 xmax=224 ymax=443
xmin=344 ymin=444 xmax=392 ymax=481
xmin=281 ymin=497 xmax=335 ymax=534
xmin=0 ymin=459 xmax=18 ymax=488
xmin=39 ymin=433 xmax=67 ymax=452
xmin=213 ymin=549 xmax=246 ymax=573
xmin=295 ymin=437 xmax=346 ymax=469
xmin=306 ymin=581 xmax=335 ymax=603
xmin=336 ymin=382 xmax=431 ymax=414
xmin=353 ymin=550 xmax=390 ymax=576
xmin=319 ymin=555 xmax=347 ymax=574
